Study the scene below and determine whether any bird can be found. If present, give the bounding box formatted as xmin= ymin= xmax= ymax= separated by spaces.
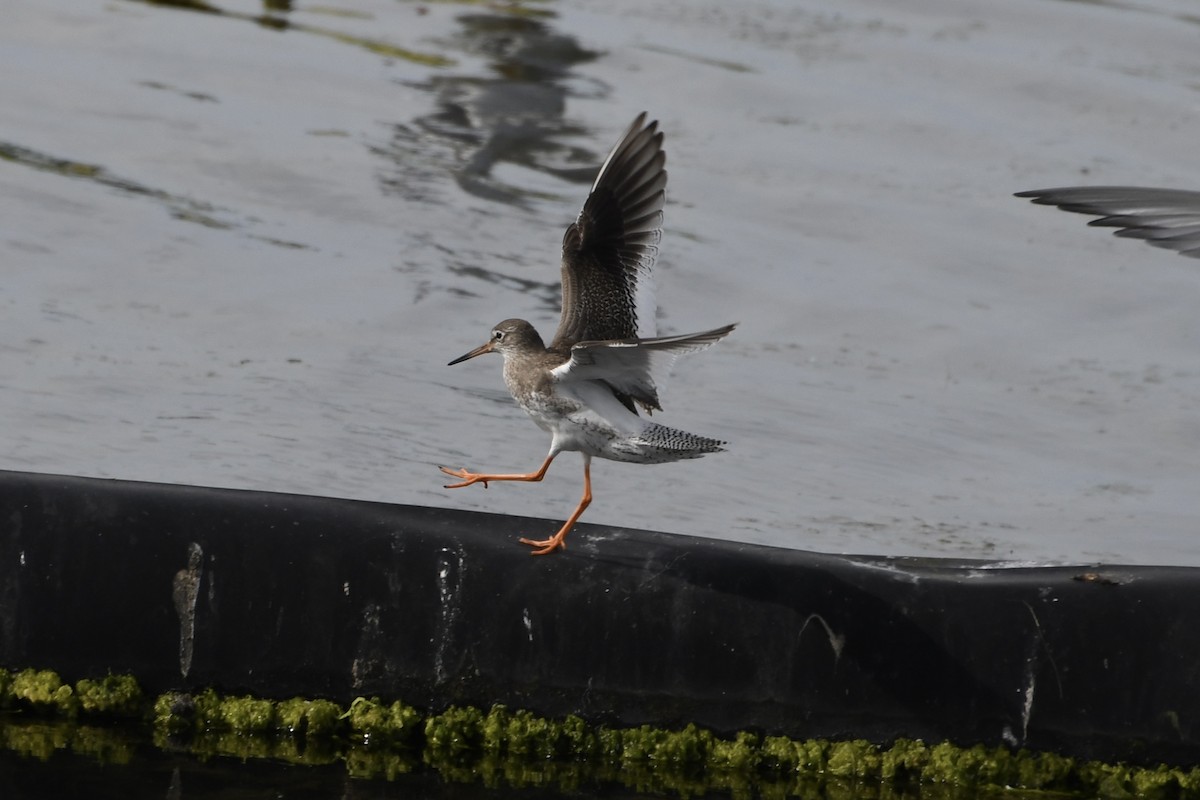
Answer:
xmin=440 ymin=112 xmax=736 ymax=555
xmin=1016 ymin=186 xmax=1200 ymax=259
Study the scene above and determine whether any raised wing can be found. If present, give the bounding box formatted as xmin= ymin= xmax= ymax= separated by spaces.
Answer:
xmin=1016 ymin=186 xmax=1200 ymax=259
xmin=550 ymin=323 xmax=736 ymax=413
xmin=551 ymin=113 xmax=666 ymax=349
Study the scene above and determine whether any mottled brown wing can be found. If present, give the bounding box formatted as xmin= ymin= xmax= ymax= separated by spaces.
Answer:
xmin=551 ymin=113 xmax=667 ymax=349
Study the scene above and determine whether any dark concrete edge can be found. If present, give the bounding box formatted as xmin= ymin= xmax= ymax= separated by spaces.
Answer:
xmin=1 ymin=469 xmax=1198 ymax=770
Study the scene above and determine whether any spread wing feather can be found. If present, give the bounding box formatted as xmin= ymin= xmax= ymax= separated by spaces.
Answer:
xmin=550 ymin=324 xmax=736 ymax=413
xmin=552 ymin=113 xmax=666 ymax=348
xmin=1017 ymin=186 xmax=1200 ymax=259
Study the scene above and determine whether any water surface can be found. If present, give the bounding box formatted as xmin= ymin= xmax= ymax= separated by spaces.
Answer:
xmin=3 ymin=0 xmax=1199 ymax=565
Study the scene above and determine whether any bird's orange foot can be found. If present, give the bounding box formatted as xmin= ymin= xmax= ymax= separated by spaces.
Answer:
xmin=439 ymin=466 xmax=489 ymax=489
xmin=519 ymin=532 xmax=568 ymax=556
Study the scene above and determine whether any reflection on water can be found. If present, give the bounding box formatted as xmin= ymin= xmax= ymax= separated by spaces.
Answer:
xmin=0 ymin=141 xmax=235 ymax=230
xmin=374 ymin=10 xmax=610 ymax=316
xmin=4 ymin=0 xmax=1200 ymax=577
xmin=0 ymin=740 xmax=1015 ymax=800
xmin=123 ymin=0 xmax=456 ymax=64
xmin=382 ymin=14 xmax=602 ymax=207
xmin=3 ymin=716 xmax=1157 ymax=800
xmin=1 ymin=747 xmax=369 ymax=800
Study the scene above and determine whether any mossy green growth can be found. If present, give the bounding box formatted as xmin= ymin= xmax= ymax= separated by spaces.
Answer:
xmin=711 ymin=730 xmax=761 ymax=771
xmin=557 ymin=714 xmax=598 ymax=759
xmin=153 ymin=690 xmax=346 ymax=740
xmin=1079 ymin=760 xmax=1200 ymax=799
xmin=152 ymin=692 xmax=194 ymax=734
xmin=760 ymin=735 xmax=829 ymax=773
xmin=345 ymin=696 xmax=421 ymax=746
xmin=187 ymin=689 xmax=276 ymax=733
xmin=880 ymin=737 xmax=928 ymax=781
xmin=8 ymin=664 xmax=1200 ymax=798
xmin=652 ymin=722 xmax=715 ymax=765
xmin=190 ymin=687 xmax=225 ymax=729
xmin=0 ymin=668 xmax=11 ymax=708
xmin=151 ymin=687 xmax=278 ymax=735
xmin=1014 ymin=748 xmax=1077 ymax=789
xmin=425 ymin=704 xmax=485 ymax=755
xmin=10 ymin=669 xmax=77 ymax=715
xmin=826 ymin=739 xmax=883 ymax=779
xmin=222 ymin=696 xmax=277 ymax=733
xmin=75 ymin=674 xmax=143 ymax=717
xmin=277 ymin=697 xmax=343 ymax=738
xmin=482 ymin=704 xmax=585 ymax=760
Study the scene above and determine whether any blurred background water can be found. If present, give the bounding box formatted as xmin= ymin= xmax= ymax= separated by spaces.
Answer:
xmin=3 ymin=0 xmax=1200 ymax=567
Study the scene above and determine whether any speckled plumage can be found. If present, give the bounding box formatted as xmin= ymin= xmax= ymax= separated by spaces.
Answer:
xmin=441 ymin=114 xmax=735 ymax=555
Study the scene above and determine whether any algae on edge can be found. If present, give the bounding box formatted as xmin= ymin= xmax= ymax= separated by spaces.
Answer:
xmin=4 ymin=666 xmax=1200 ymax=798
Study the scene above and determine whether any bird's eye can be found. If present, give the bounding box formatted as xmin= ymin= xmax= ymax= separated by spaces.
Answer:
xmin=493 ymin=330 xmax=505 ymax=341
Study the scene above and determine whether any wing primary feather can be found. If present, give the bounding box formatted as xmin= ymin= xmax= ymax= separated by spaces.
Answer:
xmin=552 ymin=323 xmax=737 ymax=414
xmin=1017 ymin=186 xmax=1200 ymax=260
xmin=553 ymin=113 xmax=668 ymax=347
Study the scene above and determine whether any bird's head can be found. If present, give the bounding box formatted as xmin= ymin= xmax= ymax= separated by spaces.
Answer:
xmin=448 ymin=319 xmax=544 ymax=365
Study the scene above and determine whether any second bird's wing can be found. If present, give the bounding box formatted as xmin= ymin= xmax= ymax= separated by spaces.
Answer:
xmin=1017 ymin=186 xmax=1200 ymax=259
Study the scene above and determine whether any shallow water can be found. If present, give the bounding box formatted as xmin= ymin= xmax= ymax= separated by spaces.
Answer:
xmin=3 ymin=0 xmax=1200 ymax=565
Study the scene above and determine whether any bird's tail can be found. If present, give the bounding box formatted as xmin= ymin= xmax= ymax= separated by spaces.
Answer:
xmin=608 ymin=421 xmax=726 ymax=464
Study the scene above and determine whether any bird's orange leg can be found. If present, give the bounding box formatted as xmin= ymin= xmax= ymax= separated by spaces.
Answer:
xmin=520 ymin=458 xmax=592 ymax=556
xmin=439 ymin=454 xmax=555 ymax=489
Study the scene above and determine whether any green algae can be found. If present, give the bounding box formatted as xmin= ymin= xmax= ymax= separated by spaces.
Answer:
xmin=827 ymin=739 xmax=883 ymax=779
xmin=159 ymin=688 xmax=338 ymax=738
xmin=712 ymin=730 xmax=762 ymax=770
xmin=425 ymin=704 xmax=485 ymax=755
xmin=460 ymin=705 xmax=605 ymax=764
xmin=75 ymin=674 xmax=142 ymax=717
xmin=1 ymin=668 xmax=141 ymax=720
xmin=5 ymin=665 xmax=1200 ymax=798
xmin=344 ymin=696 xmax=421 ymax=746
xmin=277 ymin=697 xmax=343 ymax=737
xmin=213 ymin=693 xmax=276 ymax=733
xmin=762 ymin=733 xmax=831 ymax=773
xmin=10 ymin=669 xmax=77 ymax=715
xmin=152 ymin=692 xmax=191 ymax=735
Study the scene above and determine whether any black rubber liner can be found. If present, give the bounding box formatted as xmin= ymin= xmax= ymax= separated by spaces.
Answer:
xmin=0 ymin=469 xmax=1196 ymax=766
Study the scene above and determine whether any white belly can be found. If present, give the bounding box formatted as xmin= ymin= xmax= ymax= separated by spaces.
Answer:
xmin=519 ymin=380 xmax=643 ymax=457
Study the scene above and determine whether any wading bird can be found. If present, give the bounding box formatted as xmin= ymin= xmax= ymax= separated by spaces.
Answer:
xmin=441 ymin=113 xmax=736 ymax=555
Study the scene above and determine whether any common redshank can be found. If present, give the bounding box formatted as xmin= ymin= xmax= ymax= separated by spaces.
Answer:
xmin=440 ymin=112 xmax=736 ymax=555
xmin=1016 ymin=187 xmax=1200 ymax=259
